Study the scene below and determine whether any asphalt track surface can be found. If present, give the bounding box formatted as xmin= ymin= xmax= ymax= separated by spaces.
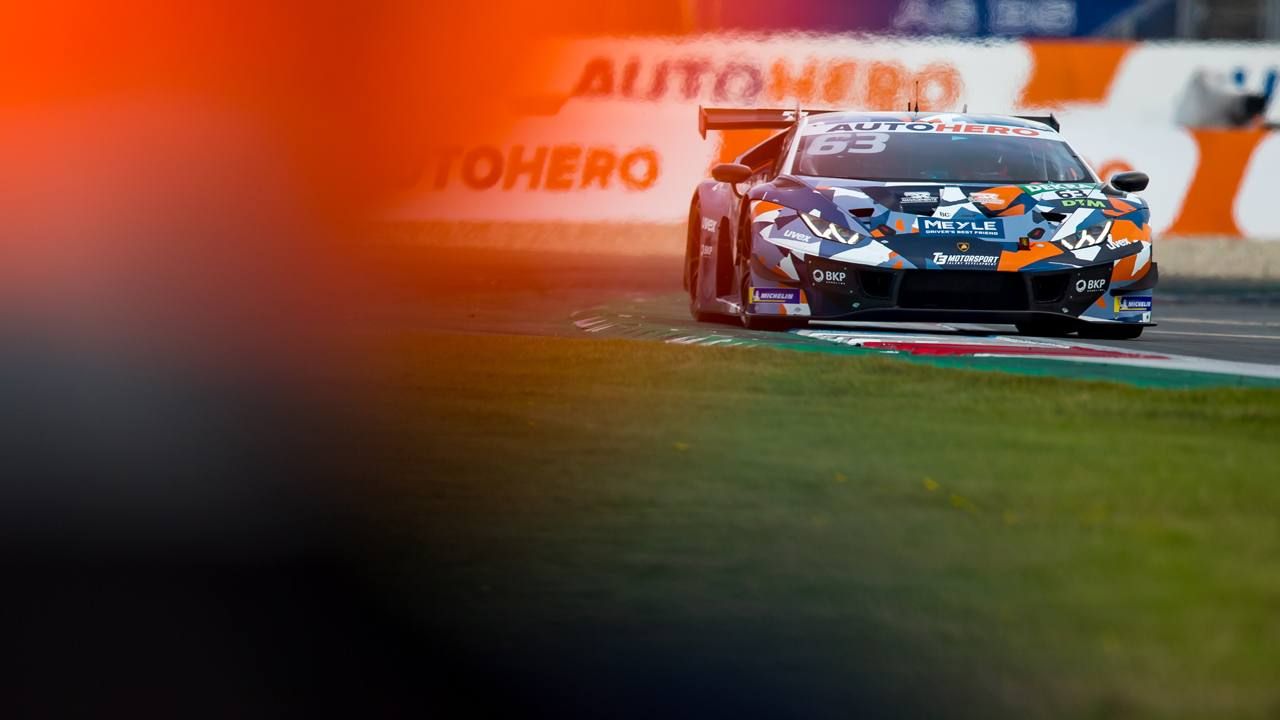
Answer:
xmin=400 ymin=247 xmax=1280 ymax=367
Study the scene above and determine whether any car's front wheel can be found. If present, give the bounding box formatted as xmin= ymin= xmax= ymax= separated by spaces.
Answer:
xmin=738 ymin=268 xmax=802 ymax=332
xmin=742 ymin=313 xmax=803 ymax=332
xmin=1014 ymin=318 xmax=1074 ymax=337
xmin=1078 ymin=323 xmax=1145 ymax=340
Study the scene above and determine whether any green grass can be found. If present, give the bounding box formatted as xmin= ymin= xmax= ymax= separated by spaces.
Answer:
xmin=375 ymin=332 xmax=1280 ymax=718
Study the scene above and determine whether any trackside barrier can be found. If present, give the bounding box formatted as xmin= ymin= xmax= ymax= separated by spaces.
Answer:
xmin=389 ymin=36 xmax=1280 ymax=239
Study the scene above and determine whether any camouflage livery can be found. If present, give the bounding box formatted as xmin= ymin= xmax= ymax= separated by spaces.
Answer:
xmin=685 ymin=111 xmax=1157 ymax=338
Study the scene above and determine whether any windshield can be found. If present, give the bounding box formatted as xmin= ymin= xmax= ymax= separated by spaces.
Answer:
xmin=791 ymin=128 xmax=1093 ymax=184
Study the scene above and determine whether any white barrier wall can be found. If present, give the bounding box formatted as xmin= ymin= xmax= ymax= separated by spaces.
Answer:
xmin=391 ymin=36 xmax=1280 ymax=238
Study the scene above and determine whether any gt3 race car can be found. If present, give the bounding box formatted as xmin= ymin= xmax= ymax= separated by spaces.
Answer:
xmin=684 ymin=108 xmax=1157 ymax=339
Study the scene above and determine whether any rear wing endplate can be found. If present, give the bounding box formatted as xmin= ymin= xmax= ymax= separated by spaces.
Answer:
xmin=1014 ymin=114 xmax=1060 ymax=131
xmin=698 ymin=106 xmax=837 ymax=138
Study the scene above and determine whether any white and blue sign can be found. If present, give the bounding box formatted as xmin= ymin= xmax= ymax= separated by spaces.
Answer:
xmin=751 ymin=287 xmax=802 ymax=304
xmin=1118 ymin=295 xmax=1153 ymax=311
xmin=918 ymin=218 xmax=1004 ymax=238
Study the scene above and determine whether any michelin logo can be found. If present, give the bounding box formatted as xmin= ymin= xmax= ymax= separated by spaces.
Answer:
xmin=932 ymin=253 xmax=999 ymax=268
xmin=919 ymin=218 xmax=1003 ymax=238
xmin=750 ymin=287 xmax=802 ymax=304
xmin=1116 ymin=295 xmax=1153 ymax=312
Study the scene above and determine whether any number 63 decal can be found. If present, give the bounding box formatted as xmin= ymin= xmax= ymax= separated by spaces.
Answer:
xmin=808 ymin=133 xmax=890 ymax=155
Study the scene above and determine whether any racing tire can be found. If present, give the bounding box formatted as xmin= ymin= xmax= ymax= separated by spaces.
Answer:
xmin=1078 ymin=324 xmax=1145 ymax=340
xmin=1014 ymin=318 xmax=1074 ymax=337
xmin=741 ymin=313 xmax=804 ymax=332
xmin=686 ymin=200 xmax=717 ymax=323
xmin=688 ymin=261 xmax=715 ymax=323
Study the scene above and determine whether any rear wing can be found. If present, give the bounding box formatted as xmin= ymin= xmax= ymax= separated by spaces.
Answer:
xmin=1015 ymin=114 xmax=1060 ymax=131
xmin=698 ymin=106 xmax=837 ymax=138
xmin=699 ymin=106 xmax=1061 ymax=137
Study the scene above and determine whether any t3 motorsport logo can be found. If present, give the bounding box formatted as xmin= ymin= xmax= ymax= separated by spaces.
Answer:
xmin=931 ymin=252 xmax=999 ymax=267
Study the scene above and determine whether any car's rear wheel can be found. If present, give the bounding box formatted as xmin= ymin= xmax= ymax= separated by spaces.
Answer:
xmin=1014 ymin=318 xmax=1074 ymax=337
xmin=1078 ymin=323 xmax=1145 ymax=340
xmin=686 ymin=201 xmax=717 ymax=323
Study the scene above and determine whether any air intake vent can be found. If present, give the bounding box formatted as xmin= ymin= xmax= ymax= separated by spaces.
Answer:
xmin=898 ymin=271 xmax=1029 ymax=311
xmin=858 ymin=270 xmax=894 ymax=298
xmin=1031 ymin=273 xmax=1070 ymax=303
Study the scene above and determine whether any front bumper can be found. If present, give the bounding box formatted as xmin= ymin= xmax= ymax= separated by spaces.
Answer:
xmin=750 ymin=258 xmax=1157 ymax=326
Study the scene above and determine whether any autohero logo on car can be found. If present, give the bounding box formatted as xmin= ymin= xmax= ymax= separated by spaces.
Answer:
xmin=750 ymin=287 xmax=802 ymax=304
xmin=811 ymin=268 xmax=847 ymax=284
xmin=918 ymin=218 xmax=1003 ymax=238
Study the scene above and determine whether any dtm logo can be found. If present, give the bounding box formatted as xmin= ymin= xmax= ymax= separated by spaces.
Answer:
xmin=1075 ymin=278 xmax=1108 ymax=293
xmin=812 ymin=268 xmax=847 ymax=284
xmin=919 ymin=218 xmax=1003 ymax=238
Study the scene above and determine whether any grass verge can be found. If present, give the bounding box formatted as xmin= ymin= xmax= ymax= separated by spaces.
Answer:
xmin=374 ymin=332 xmax=1280 ymax=718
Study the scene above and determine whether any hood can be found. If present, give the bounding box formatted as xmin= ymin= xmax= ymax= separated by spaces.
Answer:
xmin=765 ymin=175 xmax=1150 ymax=272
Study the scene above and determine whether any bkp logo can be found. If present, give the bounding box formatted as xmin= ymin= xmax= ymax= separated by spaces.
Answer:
xmin=812 ymin=268 xmax=847 ymax=284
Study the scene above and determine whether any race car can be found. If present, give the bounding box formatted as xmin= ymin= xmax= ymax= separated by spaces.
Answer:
xmin=684 ymin=108 xmax=1157 ymax=339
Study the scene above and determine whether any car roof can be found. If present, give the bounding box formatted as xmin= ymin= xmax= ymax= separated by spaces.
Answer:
xmin=806 ymin=111 xmax=1058 ymax=133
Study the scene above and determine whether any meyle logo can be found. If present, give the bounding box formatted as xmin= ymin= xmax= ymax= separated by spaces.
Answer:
xmin=750 ymin=287 xmax=801 ymax=304
xmin=1118 ymin=295 xmax=1153 ymax=311
xmin=919 ymin=218 xmax=1003 ymax=238
xmin=932 ymin=252 xmax=999 ymax=267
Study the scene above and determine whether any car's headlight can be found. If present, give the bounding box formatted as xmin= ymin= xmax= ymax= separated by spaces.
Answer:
xmin=1058 ymin=221 xmax=1112 ymax=250
xmin=800 ymin=212 xmax=861 ymax=244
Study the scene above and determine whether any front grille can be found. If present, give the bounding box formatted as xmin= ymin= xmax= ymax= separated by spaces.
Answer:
xmin=898 ymin=271 xmax=1029 ymax=311
xmin=858 ymin=269 xmax=894 ymax=298
xmin=1030 ymin=273 xmax=1070 ymax=303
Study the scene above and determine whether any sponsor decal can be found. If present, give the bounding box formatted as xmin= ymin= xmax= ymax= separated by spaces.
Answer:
xmin=932 ymin=252 xmax=999 ymax=267
xmin=918 ymin=218 xmax=1003 ymax=238
xmin=783 ymin=228 xmax=816 ymax=242
xmin=750 ymin=287 xmax=802 ymax=303
xmin=1116 ymin=295 xmax=1153 ymax=312
xmin=701 ymin=217 xmax=718 ymax=232
xmin=811 ymin=268 xmax=848 ymax=284
xmin=812 ymin=121 xmax=1046 ymax=137
xmin=1075 ymin=277 xmax=1108 ymax=293
xmin=415 ymin=144 xmax=659 ymax=191
xmin=700 ymin=243 xmax=713 ymax=257
xmin=970 ymin=192 xmax=1003 ymax=205
xmin=1061 ymin=198 xmax=1106 ymax=208
xmin=902 ymin=191 xmax=937 ymax=203
xmin=1022 ymin=182 xmax=1096 ymax=194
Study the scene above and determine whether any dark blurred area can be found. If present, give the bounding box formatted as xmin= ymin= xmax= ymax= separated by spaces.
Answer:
xmin=5 ymin=1 xmax=1275 ymax=716
xmin=0 ymin=2 xmax=676 ymax=715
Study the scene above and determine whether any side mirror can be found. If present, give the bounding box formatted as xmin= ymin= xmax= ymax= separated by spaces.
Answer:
xmin=1110 ymin=171 xmax=1149 ymax=193
xmin=711 ymin=163 xmax=752 ymax=184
